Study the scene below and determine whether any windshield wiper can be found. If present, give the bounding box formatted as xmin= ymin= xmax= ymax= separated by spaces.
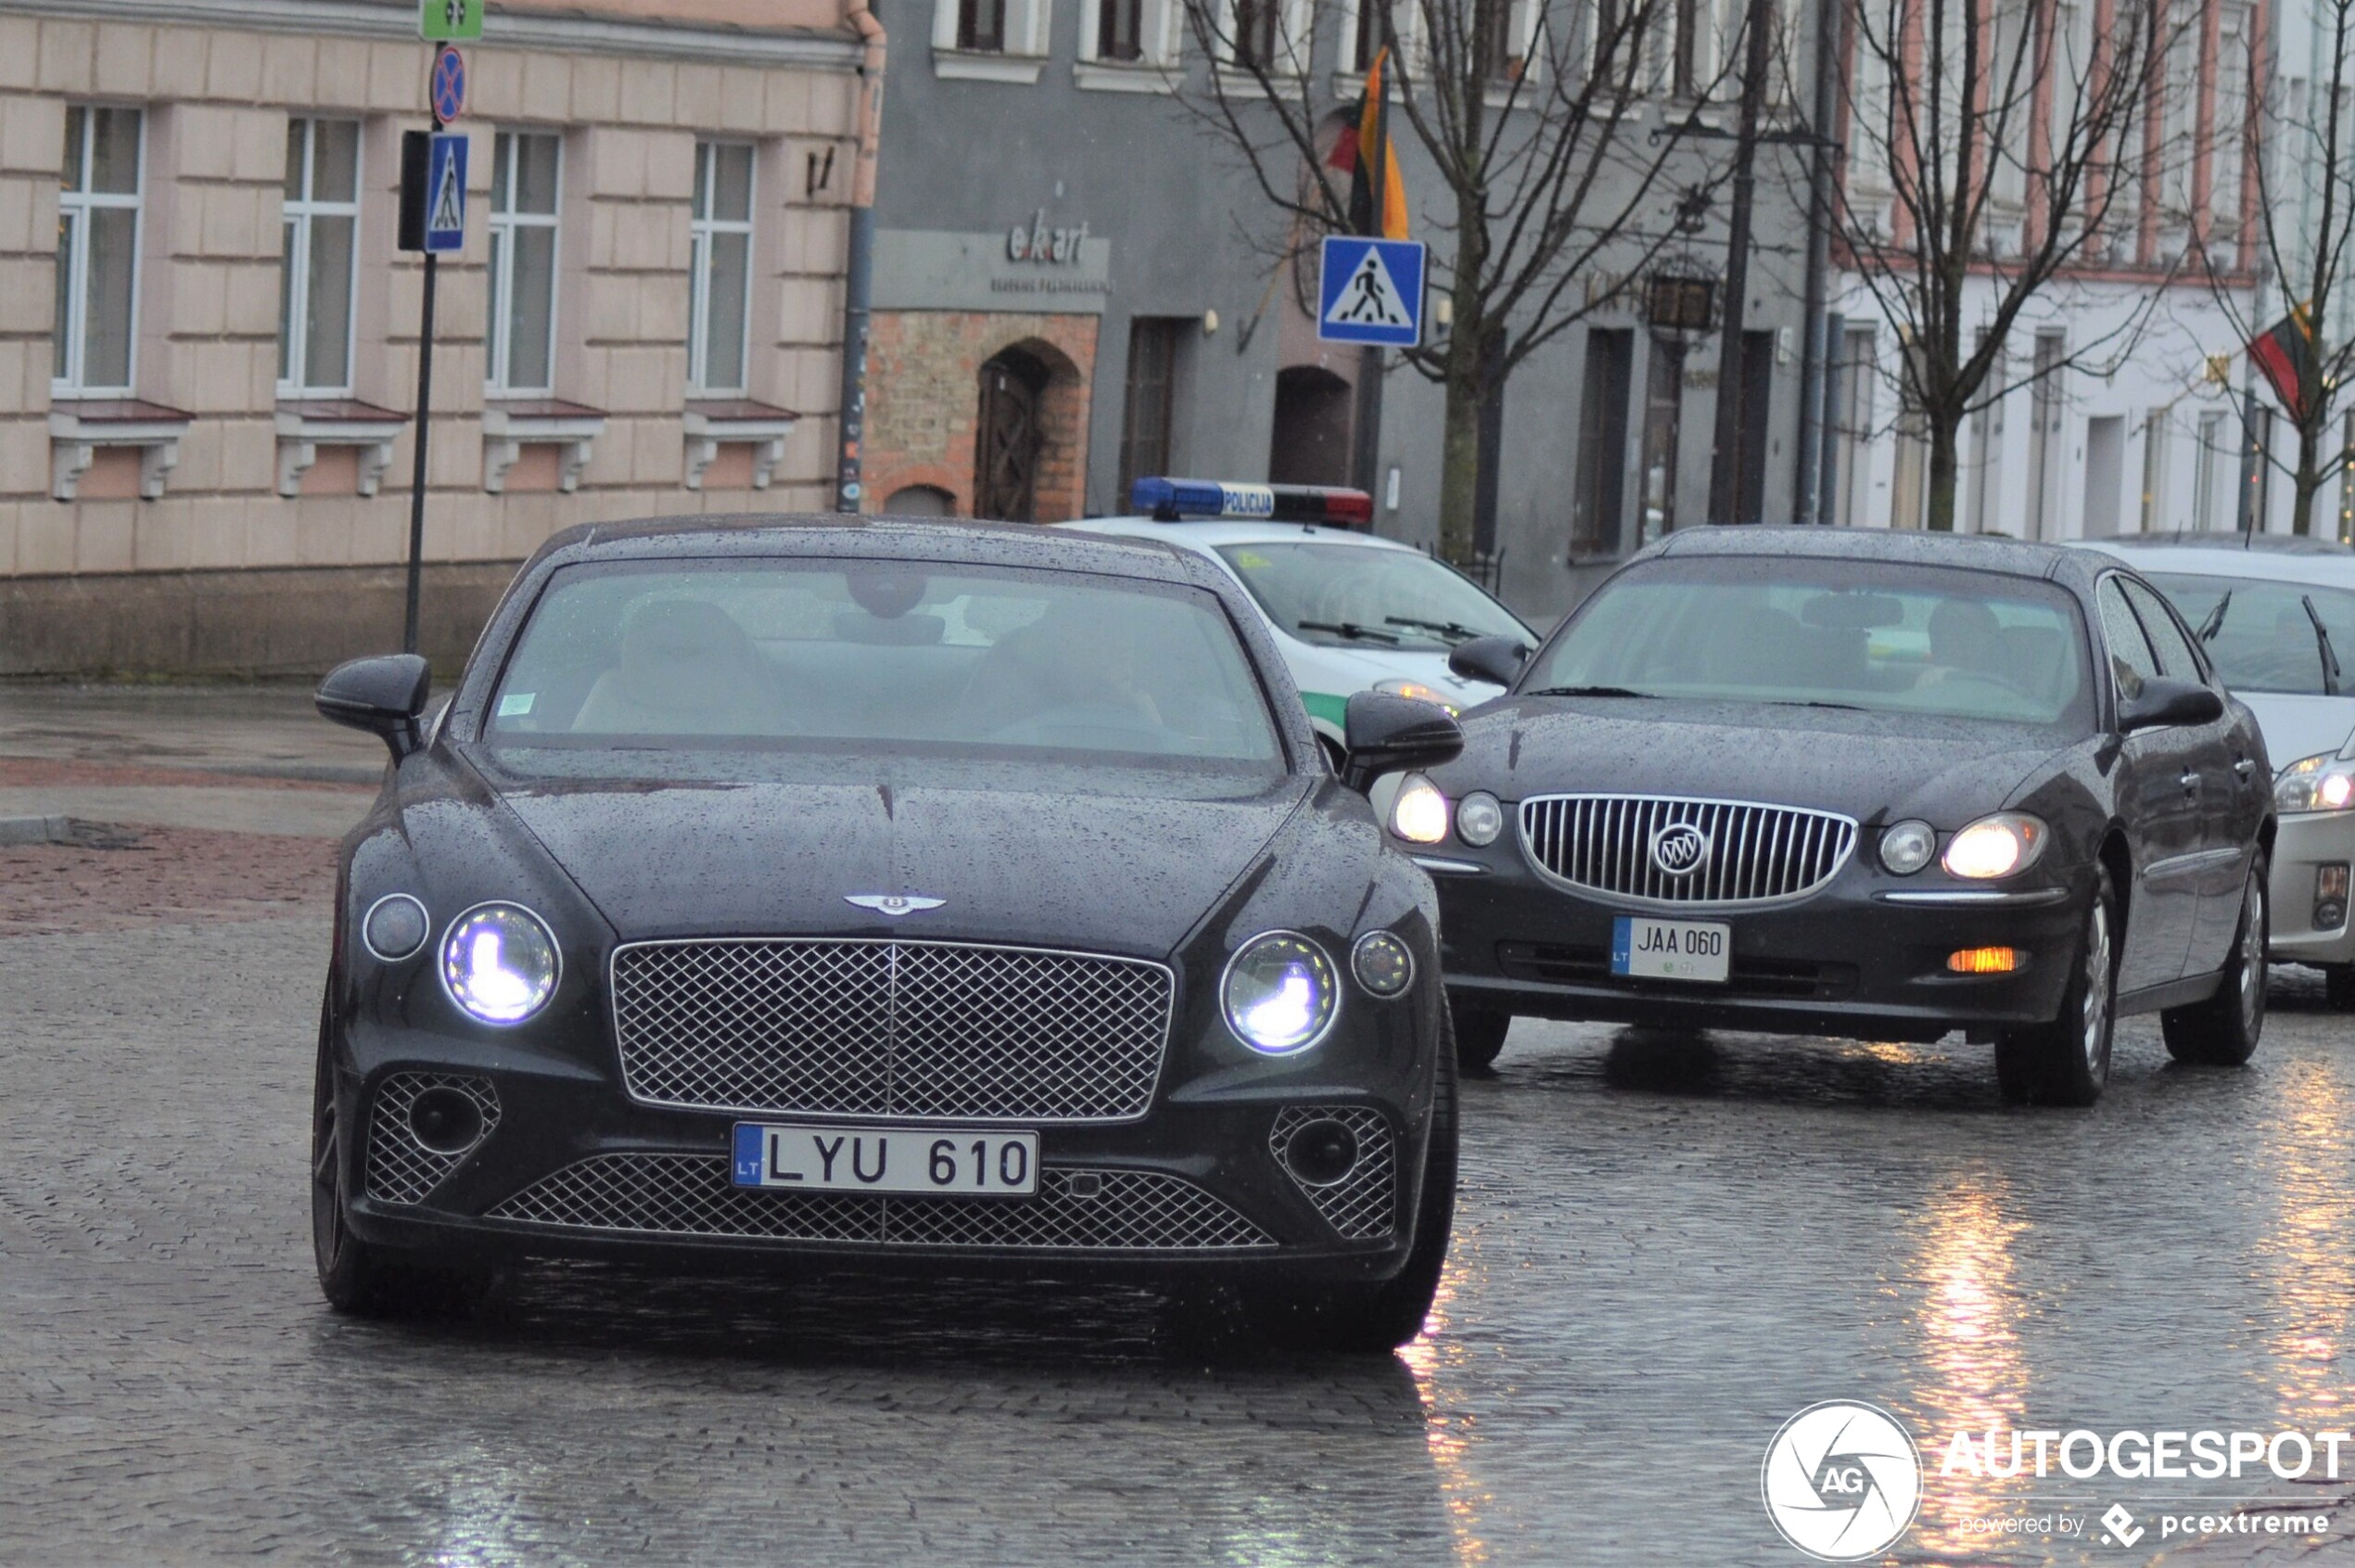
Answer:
xmin=1769 ymin=698 xmax=1867 ymax=711
xmin=1384 ymin=615 xmax=1482 ymax=644
xmin=2195 ymin=591 xmax=2232 ymax=643
xmin=1297 ymin=619 xmax=1403 ymax=644
xmin=1526 ymin=684 xmax=1657 ymax=699
xmin=2303 ymin=594 xmax=2343 ymax=695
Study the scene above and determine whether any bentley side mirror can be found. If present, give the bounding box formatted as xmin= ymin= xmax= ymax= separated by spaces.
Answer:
xmin=317 ymin=653 xmax=431 ymax=760
xmin=1341 ymin=692 xmax=1465 ymax=795
xmin=2118 ymin=677 xmax=2224 ymax=733
xmin=1448 ymin=635 xmax=1528 ymax=689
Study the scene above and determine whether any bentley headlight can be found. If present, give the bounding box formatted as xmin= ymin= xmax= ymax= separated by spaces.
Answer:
xmin=440 ymin=903 xmax=560 ymax=1025
xmin=1222 ymin=932 xmax=1339 ymax=1053
xmin=2275 ymin=752 xmax=2355 ymax=814
xmin=1374 ymin=678 xmax=1459 ymax=716
xmin=1941 ymin=813 xmax=2049 ymax=880
xmin=1456 ymin=790 xmax=1505 ymax=847
xmin=1878 ymin=819 xmax=1937 ymax=875
xmin=1350 ymin=930 xmax=1415 ymax=997
xmin=1391 ymin=773 xmax=1450 ymax=845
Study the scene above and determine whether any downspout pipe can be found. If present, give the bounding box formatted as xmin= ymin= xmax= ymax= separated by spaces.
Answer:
xmin=835 ymin=0 xmax=885 ymax=512
xmin=1793 ymin=0 xmax=1841 ymax=524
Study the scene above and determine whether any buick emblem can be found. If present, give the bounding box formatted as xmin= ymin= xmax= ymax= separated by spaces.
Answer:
xmin=844 ymin=894 xmax=946 ymax=917
xmin=1649 ymin=823 xmax=1710 ymax=876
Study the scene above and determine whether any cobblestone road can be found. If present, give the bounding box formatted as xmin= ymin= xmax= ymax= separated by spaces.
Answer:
xmin=6 ymin=890 xmax=2355 ymax=1565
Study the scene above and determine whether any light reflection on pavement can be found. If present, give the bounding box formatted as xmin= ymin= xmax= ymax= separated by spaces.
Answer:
xmin=5 ymin=913 xmax=2353 ymax=1565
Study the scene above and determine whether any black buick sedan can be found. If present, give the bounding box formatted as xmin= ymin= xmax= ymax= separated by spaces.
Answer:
xmin=1407 ymin=528 xmax=2272 ymax=1105
xmin=311 ymin=515 xmax=1464 ymax=1350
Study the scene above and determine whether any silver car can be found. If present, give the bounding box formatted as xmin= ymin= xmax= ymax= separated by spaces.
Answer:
xmin=2083 ymin=535 xmax=2355 ymax=1006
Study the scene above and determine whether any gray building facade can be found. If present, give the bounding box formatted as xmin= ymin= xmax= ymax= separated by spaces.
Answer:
xmin=864 ymin=0 xmax=1818 ymax=623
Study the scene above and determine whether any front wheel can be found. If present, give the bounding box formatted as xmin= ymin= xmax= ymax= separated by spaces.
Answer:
xmin=1451 ymin=999 xmax=1510 ymax=1074
xmin=1994 ymin=869 xmax=2118 ymax=1107
xmin=2163 ymin=858 xmax=2268 ymax=1066
xmin=1241 ymin=1011 xmax=1459 ymax=1354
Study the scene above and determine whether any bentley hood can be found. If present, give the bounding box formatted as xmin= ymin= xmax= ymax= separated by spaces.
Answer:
xmin=465 ymin=755 xmax=1312 ymax=958
xmin=1435 ymin=697 xmax=2077 ymax=826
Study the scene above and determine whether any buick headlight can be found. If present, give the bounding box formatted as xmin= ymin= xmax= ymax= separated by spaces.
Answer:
xmin=1374 ymin=678 xmax=1460 ymax=717
xmin=1878 ymin=819 xmax=1937 ymax=875
xmin=1390 ymin=773 xmax=1451 ymax=845
xmin=1222 ymin=932 xmax=1339 ymax=1053
xmin=440 ymin=903 xmax=560 ymax=1025
xmin=2275 ymin=752 xmax=2355 ymax=814
xmin=1456 ymin=790 xmax=1505 ymax=847
xmin=1941 ymin=813 xmax=2049 ymax=880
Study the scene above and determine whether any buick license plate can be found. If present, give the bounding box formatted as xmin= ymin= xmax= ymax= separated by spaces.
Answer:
xmin=731 ymin=1122 xmax=1038 ymax=1196
xmin=1610 ymin=915 xmax=1731 ymax=983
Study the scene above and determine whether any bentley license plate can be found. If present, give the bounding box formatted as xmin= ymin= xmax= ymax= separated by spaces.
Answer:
xmin=731 ymin=1122 xmax=1038 ymax=1196
xmin=1610 ymin=916 xmax=1731 ymax=983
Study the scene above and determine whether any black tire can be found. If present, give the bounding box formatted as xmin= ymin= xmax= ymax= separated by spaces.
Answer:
xmin=2162 ymin=857 xmax=2268 ymax=1066
xmin=2326 ymin=965 xmax=2355 ymax=1012
xmin=312 ymin=1000 xmax=489 ymax=1319
xmin=1994 ymin=868 xmax=2118 ymax=1107
xmin=1243 ymin=1009 xmax=1459 ymax=1354
xmin=1451 ymin=998 xmax=1510 ymax=1073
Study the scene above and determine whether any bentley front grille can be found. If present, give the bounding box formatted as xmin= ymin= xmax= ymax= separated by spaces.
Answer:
xmin=485 ymin=1155 xmax=1275 ymax=1251
xmin=365 ymin=1072 xmax=501 ymax=1205
xmin=610 ymin=938 xmax=1173 ymax=1122
xmin=1519 ymin=795 xmax=1858 ymax=907
xmin=1270 ymin=1106 xmax=1397 ymax=1241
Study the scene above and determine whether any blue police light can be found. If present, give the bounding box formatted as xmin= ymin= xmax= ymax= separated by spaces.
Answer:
xmin=1129 ymin=477 xmax=1374 ymax=529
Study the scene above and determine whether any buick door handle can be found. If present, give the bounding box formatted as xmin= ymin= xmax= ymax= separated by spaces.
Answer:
xmin=2234 ymin=759 xmax=2257 ymax=778
xmin=2179 ymin=771 xmax=2202 ymax=793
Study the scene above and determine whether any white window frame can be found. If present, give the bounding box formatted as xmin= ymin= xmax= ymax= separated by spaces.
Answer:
xmin=1077 ymin=0 xmax=1182 ymax=68
xmin=688 ymin=140 xmax=756 ymax=398
xmin=279 ymin=117 xmax=363 ymax=400
xmin=932 ymin=0 xmax=1052 ymax=63
xmin=54 ymin=104 xmax=144 ymax=399
xmin=487 ymin=129 xmax=564 ymax=398
xmin=1213 ymin=0 xmax=1315 ymax=77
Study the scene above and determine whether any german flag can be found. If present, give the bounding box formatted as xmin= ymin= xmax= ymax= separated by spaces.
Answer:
xmin=1324 ymin=45 xmax=1408 ymax=239
xmin=2249 ymin=304 xmax=2319 ymax=421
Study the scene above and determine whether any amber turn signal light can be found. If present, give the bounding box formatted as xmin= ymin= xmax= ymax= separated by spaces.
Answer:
xmin=1946 ymin=947 xmax=2021 ymax=975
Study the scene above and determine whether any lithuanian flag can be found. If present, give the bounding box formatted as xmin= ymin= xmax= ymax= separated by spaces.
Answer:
xmin=1325 ymin=45 xmax=1409 ymax=239
xmin=2249 ymin=304 xmax=2319 ymax=421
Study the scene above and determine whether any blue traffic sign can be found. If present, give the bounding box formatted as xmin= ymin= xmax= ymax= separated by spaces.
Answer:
xmin=424 ymin=133 xmax=468 ymax=253
xmin=1318 ymin=236 xmax=1426 ymax=348
xmin=430 ymin=45 xmax=467 ymax=125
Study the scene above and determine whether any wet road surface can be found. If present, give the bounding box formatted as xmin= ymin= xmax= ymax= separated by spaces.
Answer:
xmin=6 ymin=913 xmax=2353 ymax=1565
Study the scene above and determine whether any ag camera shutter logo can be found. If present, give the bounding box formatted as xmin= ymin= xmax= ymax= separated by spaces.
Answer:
xmin=1761 ymin=1401 xmax=1923 ymax=1561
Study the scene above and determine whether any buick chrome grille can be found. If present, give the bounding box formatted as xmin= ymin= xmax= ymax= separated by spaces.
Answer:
xmin=610 ymin=938 xmax=1173 ymax=1122
xmin=1518 ymin=795 xmax=1858 ymax=907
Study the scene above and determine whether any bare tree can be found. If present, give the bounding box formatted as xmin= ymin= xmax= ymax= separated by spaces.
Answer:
xmin=1830 ymin=0 xmax=2184 ymax=531
xmin=2190 ymin=0 xmax=2355 ymax=537
xmin=1178 ymin=0 xmax=1744 ymax=562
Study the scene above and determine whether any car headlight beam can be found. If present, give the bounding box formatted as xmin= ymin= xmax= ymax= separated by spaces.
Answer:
xmin=1390 ymin=773 xmax=1451 ymax=845
xmin=2275 ymin=751 xmax=2355 ymax=815
xmin=1941 ymin=813 xmax=2050 ymax=881
xmin=439 ymin=902 xmax=561 ymax=1026
xmin=1222 ymin=932 xmax=1339 ymax=1054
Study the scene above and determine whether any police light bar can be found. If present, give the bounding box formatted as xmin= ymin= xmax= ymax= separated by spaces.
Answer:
xmin=1129 ymin=477 xmax=1375 ymax=530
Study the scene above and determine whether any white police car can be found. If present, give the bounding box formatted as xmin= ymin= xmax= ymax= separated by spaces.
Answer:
xmin=1065 ymin=478 xmax=1535 ymax=763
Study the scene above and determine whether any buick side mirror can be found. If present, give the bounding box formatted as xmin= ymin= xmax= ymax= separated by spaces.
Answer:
xmin=2118 ymin=677 xmax=2224 ymax=733
xmin=1448 ymin=635 xmax=1528 ymax=689
xmin=317 ymin=653 xmax=430 ymax=760
xmin=1341 ymin=692 xmax=1464 ymax=795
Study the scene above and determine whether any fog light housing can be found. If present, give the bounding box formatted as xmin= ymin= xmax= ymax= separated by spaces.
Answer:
xmin=1946 ymin=946 xmax=2022 ymax=975
xmin=2317 ymin=864 xmax=2350 ymax=931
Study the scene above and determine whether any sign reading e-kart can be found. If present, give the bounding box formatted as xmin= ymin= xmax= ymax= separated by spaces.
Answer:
xmin=419 ymin=0 xmax=484 ymax=41
xmin=732 ymin=1122 xmax=1040 ymax=1196
xmin=1318 ymin=236 xmax=1426 ymax=347
xmin=1611 ymin=915 xmax=1731 ymax=983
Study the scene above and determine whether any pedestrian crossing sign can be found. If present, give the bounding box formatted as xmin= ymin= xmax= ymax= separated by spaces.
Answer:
xmin=424 ymin=133 xmax=467 ymax=253
xmin=1318 ymin=236 xmax=1425 ymax=348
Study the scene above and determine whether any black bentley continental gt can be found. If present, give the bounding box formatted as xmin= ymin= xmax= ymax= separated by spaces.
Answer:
xmin=311 ymin=515 xmax=1466 ymax=1349
xmin=1403 ymin=528 xmax=2272 ymax=1105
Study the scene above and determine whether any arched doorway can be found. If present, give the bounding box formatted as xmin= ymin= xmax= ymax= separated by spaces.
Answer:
xmin=1269 ymin=365 xmax=1354 ymax=486
xmin=882 ymin=483 xmax=953 ymax=516
xmin=974 ymin=348 xmax=1050 ymax=520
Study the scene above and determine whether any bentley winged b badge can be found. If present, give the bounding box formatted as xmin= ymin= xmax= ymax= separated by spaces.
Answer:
xmin=844 ymin=894 xmax=947 ymax=917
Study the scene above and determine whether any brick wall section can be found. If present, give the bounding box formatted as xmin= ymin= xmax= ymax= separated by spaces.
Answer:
xmin=0 ymin=9 xmax=857 ymax=605
xmin=864 ymin=311 xmax=1099 ymax=523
